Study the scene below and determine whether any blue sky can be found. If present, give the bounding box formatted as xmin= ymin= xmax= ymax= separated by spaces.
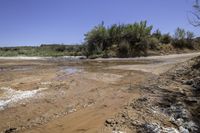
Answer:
xmin=0 ymin=0 xmax=199 ymax=46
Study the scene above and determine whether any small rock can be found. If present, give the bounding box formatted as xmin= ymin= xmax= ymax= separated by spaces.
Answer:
xmin=184 ymin=121 xmax=198 ymax=132
xmin=181 ymin=109 xmax=190 ymax=120
xmin=68 ymin=108 xmax=76 ymax=113
xmin=105 ymin=118 xmax=115 ymax=125
xmin=112 ymin=131 xmax=126 ymax=133
xmin=131 ymin=120 xmax=141 ymax=126
xmin=21 ymin=103 xmax=26 ymax=107
xmin=178 ymin=88 xmax=185 ymax=95
xmin=183 ymin=79 xmax=194 ymax=85
xmin=162 ymin=127 xmax=179 ymax=133
xmin=179 ymin=126 xmax=189 ymax=133
xmin=138 ymin=97 xmax=148 ymax=102
xmin=192 ymin=77 xmax=200 ymax=90
xmin=185 ymin=97 xmax=198 ymax=104
xmin=121 ymin=113 xmax=126 ymax=118
xmin=176 ymin=118 xmax=184 ymax=126
xmin=144 ymin=123 xmax=160 ymax=132
xmin=4 ymin=128 xmax=17 ymax=133
xmin=169 ymin=117 xmax=176 ymax=124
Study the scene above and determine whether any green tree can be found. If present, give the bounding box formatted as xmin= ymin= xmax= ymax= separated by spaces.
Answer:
xmin=107 ymin=24 xmax=124 ymax=45
xmin=84 ymin=22 xmax=109 ymax=55
xmin=84 ymin=21 xmax=153 ymax=57
xmin=174 ymin=28 xmax=186 ymax=40
xmin=172 ymin=28 xmax=195 ymax=49
xmin=122 ymin=21 xmax=153 ymax=55
xmin=186 ymin=31 xmax=195 ymax=40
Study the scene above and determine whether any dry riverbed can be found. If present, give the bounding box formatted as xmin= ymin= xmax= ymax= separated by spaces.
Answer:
xmin=0 ymin=53 xmax=200 ymax=133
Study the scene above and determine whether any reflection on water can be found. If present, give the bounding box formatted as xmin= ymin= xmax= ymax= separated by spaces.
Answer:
xmin=64 ymin=67 xmax=82 ymax=75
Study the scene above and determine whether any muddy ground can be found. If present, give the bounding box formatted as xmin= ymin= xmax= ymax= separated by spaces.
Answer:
xmin=0 ymin=53 xmax=200 ymax=133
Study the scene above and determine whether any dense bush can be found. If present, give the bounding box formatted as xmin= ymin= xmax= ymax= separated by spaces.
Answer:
xmin=152 ymin=29 xmax=162 ymax=40
xmin=84 ymin=21 xmax=153 ymax=57
xmin=84 ymin=22 xmax=109 ymax=56
xmin=172 ymin=28 xmax=195 ymax=49
xmin=133 ymin=39 xmax=149 ymax=56
xmin=117 ymin=41 xmax=129 ymax=57
xmin=83 ymin=21 xmax=198 ymax=58
xmin=147 ymin=37 xmax=159 ymax=50
xmin=160 ymin=34 xmax=172 ymax=44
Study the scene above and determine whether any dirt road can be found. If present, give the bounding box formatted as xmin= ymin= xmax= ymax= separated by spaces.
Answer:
xmin=0 ymin=53 xmax=199 ymax=133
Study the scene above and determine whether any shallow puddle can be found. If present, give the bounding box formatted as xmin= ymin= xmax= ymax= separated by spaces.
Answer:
xmin=63 ymin=67 xmax=82 ymax=75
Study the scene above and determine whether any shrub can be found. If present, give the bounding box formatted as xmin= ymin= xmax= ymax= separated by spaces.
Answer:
xmin=117 ymin=41 xmax=129 ymax=58
xmin=84 ymin=22 xmax=109 ymax=55
xmin=152 ymin=29 xmax=162 ymax=40
xmin=160 ymin=34 xmax=171 ymax=44
xmin=147 ymin=37 xmax=159 ymax=50
xmin=174 ymin=28 xmax=186 ymax=40
xmin=54 ymin=45 xmax=66 ymax=52
xmin=172 ymin=39 xmax=187 ymax=48
xmin=172 ymin=28 xmax=195 ymax=49
xmin=133 ymin=39 xmax=149 ymax=56
xmin=84 ymin=21 xmax=153 ymax=57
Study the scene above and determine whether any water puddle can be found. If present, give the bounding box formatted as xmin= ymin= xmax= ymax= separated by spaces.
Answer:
xmin=55 ymin=67 xmax=82 ymax=81
xmin=0 ymin=87 xmax=47 ymax=110
xmin=63 ymin=67 xmax=82 ymax=75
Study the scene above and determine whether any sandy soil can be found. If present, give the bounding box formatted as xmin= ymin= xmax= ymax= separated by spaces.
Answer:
xmin=108 ymin=52 xmax=200 ymax=75
xmin=0 ymin=53 xmax=199 ymax=133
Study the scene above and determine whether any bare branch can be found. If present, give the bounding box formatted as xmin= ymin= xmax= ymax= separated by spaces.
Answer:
xmin=189 ymin=0 xmax=200 ymax=27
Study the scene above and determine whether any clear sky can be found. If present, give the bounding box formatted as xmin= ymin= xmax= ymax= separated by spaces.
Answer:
xmin=0 ymin=0 xmax=199 ymax=46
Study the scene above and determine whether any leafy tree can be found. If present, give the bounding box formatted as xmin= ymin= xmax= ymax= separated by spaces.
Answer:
xmin=122 ymin=21 xmax=153 ymax=54
xmin=108 ymin=24 xmax=124 ymax=45
xmin=84 ymin=21 xmax=153 ymax=57
xmin=186 ymin=31 xmax=195 ymax=49
xmin=172 ymin=28 xmax=195 ymax=49
xmin=84 ymin=22 xmax=109 ymax=55
xmin=174 ymin=28 xmax=186 ymax=40
xmin=186 ymin=31 xmax=195 ymax=40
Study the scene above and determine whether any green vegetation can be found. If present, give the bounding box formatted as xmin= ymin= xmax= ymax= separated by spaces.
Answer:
xmin=0 ymin=20 xmax=200 ymax=58
xmin=0 ymin=44 xmax=84 ymax=57
xmin=84 ymin=21 xmax=200 ymax=58
xmin=172 ymin=28 xmax=196 ymax=49
xmin=84 ymin=21 xmax=153 ymax=58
